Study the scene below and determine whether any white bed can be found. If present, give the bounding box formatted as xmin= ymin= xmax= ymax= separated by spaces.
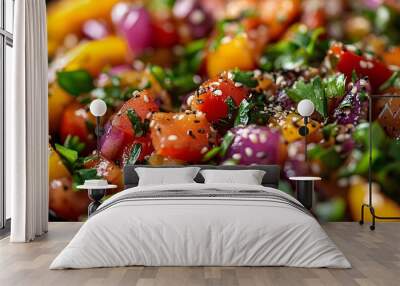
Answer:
xmin=50 ymin=182 xmax=351 ymax=269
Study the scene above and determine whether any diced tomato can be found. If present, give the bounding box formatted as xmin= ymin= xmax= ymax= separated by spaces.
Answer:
xmin=151 ymin=16 xmax=180 ymax=48
xmin=258 ymin=0 xmax=301 ymax=40
xmin=119 ymin=134 xmax=154 ymax=167
xmin=84 ymin=155 xmax=123 ymax=192
xmin=49 ymin=177 xmax=90 ymax=221
xmin=191 ymin=75 xmax=248 ymax=122
xmin=336 ymin=51 xmax=393 ymax=91
xmin=59 ymin=102 xmax=96 ymax=151
xmin=150 ymin=112 xmax=211 ymax=162
xmin=111 ymin=90 xmax=159 ymax=138
xmin=101 ymin=90 xmax=159 ymax=162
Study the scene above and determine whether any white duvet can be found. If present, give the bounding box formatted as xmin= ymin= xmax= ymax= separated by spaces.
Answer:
xmin=50 ymin=183 xmax=351 ymax=269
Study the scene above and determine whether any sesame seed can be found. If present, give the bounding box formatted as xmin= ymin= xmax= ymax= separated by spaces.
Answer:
xmin=201 ymin=147 xmax=208 ymax=154
xmin=232 ymin=153 xmax=242 ymax=160
xmin=189 ymin=9 xmax=205 ymax=24
xmin=245 ymin=147 xmax=253 ymax=157
xmin=259 ymin=133 xmax=267 ymax=143
xmin=359 ymin=60 xmax=368 ymax=69
xmin=249 ymin=134 xmax=258 ymax=144
xmin=213 ymin=89 xmax=223 ymax=96
xmin=168 ymin=135 xmax=178 ymax=141
xmin=186 ymin=95 xmax=194 ymax=106
xmin=256 ymin=151 xmax=266 ymax=158
xmin=143 ymin=95 xmax=149 ymax=103
xmin=234 ymin=82 xmax=243 ymax=87
xmin=149 ymin=120 xmax=155 ymax=128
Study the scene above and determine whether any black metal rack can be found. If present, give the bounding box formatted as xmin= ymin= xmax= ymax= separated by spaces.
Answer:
xmin=360 ymin=94 xmax=400 ymax=230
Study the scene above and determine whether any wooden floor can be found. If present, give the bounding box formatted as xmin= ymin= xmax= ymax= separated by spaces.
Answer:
xmin=0 ymin=222 xmax=399 ymax=286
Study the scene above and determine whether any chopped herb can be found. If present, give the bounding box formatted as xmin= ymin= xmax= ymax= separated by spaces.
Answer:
xmin=127 ymin=144 xmax=142 ymax=165
xmin=379 ymin=71 xmax=400 ymax=91
xmin=261 ymin=27 xmax=327 ymax=71
xmin=225 ymin=97 xmax=236 ymax=120
xmin=202 ymin=146 xmax=221 ymax=162
xmin=219 ymin=131 xmax=235 ymax=157
xmin=231 ymin=70 xmax=258 ymax=88
xmin=55 ymin=143 xmax=78 ymax=165
xmin=63 ymin=135 xmax=85 ymax=154
xmin=127 ymin=109 xmax=145 ymax=137
xmin=323 ymin=73 xmax=346 ymax=98
xmin=287 ymin=74 xmax=346 ymax=118
xmin=287 ymin=76 xmax=327 ymax=118
xmin=234 ymin=99 xmax=252 ymax=126
xmin=57 ymin=70 xmax=94 ymax=96
xmin=202 ymin=131 xmax=235 ymax=162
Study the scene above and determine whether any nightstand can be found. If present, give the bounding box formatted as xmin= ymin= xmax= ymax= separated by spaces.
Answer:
xmin=289 ymin=177 xmax=321 ymax=210
xmin=77 ymin=180 xmax=117 ymax=216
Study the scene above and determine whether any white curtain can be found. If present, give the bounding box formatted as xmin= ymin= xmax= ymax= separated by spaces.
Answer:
xmin=7 ymin=0 xmax=48 ymax=242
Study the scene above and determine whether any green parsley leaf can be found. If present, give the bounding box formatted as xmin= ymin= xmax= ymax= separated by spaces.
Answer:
xmin=287 ymin=76 xmax=327 ymax=118
xmin=127 ymin=144 xmax=142 ymax=165
xmin=225 ymin=97 xmax=236 ymax=120
xmin=232 ymin=70 xmax=258 ymax=88
xmin=63 ymin=135 xmax=85 ymax=154
xmin=234 ymin=99 xmax=252 ymax=126
xmin=323 ymin=73 xmax=346 ymax=98
xmin=219 ymin=131 xmax=235 ymax=158
xmin=57 ymin=70 xmax=94 ymax=96
xmin=202 ymin=131 xmax=235 ymax=162
xmin=127 ymin=109 xmax=145 ymax=137
xmin=55 ymin=143 xmax=78 ymax=165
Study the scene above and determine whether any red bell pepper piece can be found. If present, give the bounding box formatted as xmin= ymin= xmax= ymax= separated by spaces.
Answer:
xmin=336 ymin=51 xmax=393 ymax=91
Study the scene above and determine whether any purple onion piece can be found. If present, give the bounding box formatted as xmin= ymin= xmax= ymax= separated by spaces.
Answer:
xmin=362 ymin=0 xmax=383 ymax=9
xmin=82 ymin=19 xmax=109 ymax=40
xmin=276 ymin=90 xmax=295 ymax=110
xmin=225 ymin=125 xmax=283 ymax=165
xmin=112 ymin=4 xmax=152 ymax=55
xmin=100 ymin=124 xmax=126 ymax=161
xmin=173 ymin=0 xmax=214 ymax=39
xmin=333 ymin=78 xmax=371 ymax=125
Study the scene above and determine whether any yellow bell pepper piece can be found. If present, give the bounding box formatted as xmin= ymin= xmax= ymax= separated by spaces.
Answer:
xmin=48 ymin=145 xmax=71 ymax=182
xmin=206 ymin=34 xmax=255 ymax=78
xmin=48 ymin=83 xmax=74 ymax=134
xmin=59 ymin=36 xmax=131 ymax=76
xmin=348 ymin=177 xmax=400 ymax=222
xmin=47 ymin=0 xmax=120 ymax=56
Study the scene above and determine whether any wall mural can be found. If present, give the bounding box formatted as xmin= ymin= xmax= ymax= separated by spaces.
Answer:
xmin=47 ymin=0 xmax=400 ymax=221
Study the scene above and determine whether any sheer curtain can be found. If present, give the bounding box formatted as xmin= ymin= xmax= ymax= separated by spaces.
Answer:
xmin=7 ymin=0 xmax=48 ymax=242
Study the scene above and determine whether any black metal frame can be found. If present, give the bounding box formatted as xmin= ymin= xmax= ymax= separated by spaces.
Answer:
xmin=360 ymin=94 xmax=400 ymax=230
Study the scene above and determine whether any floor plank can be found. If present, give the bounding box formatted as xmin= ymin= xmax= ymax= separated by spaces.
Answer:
xmin=0 ymin=222 xmax=399 ymax=286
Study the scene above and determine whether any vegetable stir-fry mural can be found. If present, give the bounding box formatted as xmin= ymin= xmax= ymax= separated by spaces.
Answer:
xmin=48 ymin=0 xmax=400 ymax=221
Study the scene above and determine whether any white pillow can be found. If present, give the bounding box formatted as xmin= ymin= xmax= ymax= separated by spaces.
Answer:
xmin=135 ymin=167 xmax=200 ymax=186
xmin=200 ymin=169 xmax=266 ymax=185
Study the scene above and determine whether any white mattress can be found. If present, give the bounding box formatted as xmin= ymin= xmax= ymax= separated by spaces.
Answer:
xmin=50 ymin=183 xmax=351 ymax=269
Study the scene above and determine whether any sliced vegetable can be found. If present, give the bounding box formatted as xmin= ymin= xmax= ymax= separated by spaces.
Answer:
xmin=333 ymin=79 xmax=371 ymax=125
xmin=191 ymin=74 xmax=248 ymax=122
xmin=59 ymin=102 xmax=96 ymax=149
xmin=225 ymin=125 xmax=287 ymax=165
xmin=57 ymin=70 xmax=94 ymax=96
xmin=335 ymin=50 xmax=393 ymax=91
xmin=112 ymin=4 xmax=152 ymax=54
xmin=150 ymin=112 xmax=211 ymax=162
xmin=206 ymin=34 xmax=255 ymax=78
